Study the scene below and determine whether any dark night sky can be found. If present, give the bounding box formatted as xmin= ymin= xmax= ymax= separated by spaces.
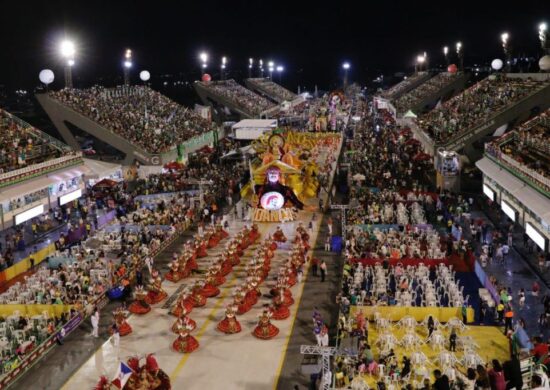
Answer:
xmin=0 ymin=0 xmax=548 ymax=91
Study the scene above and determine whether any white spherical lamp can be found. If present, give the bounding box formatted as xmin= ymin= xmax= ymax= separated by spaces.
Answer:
xmin=39 ymin=69 xmax=55 ymax=85
xmin=139 ymin=70 xmax=151 ymax=81
xmin=539 ymin=55 xmax=550 ymax=72
xmin=491 ymin=59 xmax=503 ymax=71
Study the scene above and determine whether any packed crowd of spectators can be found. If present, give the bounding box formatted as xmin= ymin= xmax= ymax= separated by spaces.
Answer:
xmin=347 ymin=110 xmax=433 ymax=192
xmin=417 ymin=76 xmax=548 ymax=143
xmin=0 ymin=110 xmax=68 ymax=174
xmin=200 ymin=79 xmax=276 ymax=116
xmin=485 ymin=109 xmax=550 ymax=186
xmin=393 ymin=72 xmax=459 ymax=114
xmin=248 ymin=78 xmax=297 ymax=102
xmin=50 ymin=86 xmax=212 ymax=154
xmin=381 ymin=72 xmax=428 ymax=100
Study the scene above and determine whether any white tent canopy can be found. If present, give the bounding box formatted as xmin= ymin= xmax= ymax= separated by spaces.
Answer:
xmin=83 ymin=158 xmax=122 ymax=180
xmin=403 ymin=110 xmax=417 ymax=119
xmin=232 ymin=119 xmax=277 ymax=140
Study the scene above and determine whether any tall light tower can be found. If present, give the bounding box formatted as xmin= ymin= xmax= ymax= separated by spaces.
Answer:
xmin=540 ymin=23 xmax=548 ymax=54
xmin=268 ymin=61 xmax=274 ymax=80
xmin=276 ymin=65 xmax=284 ymax=83
xmin=199 ymin=52 xmax=208 ymax=75
xmin=416 ymin=55 xmax=425 ymax=73
xmin=342 ymin=62 xmax=350 ymax=89
xmin=259 ymin=59 xmax=264 ymax=78
xmin=456 ymin=41 xmax=463 ymax=71
xmin=501 ymin=32 xmax=510 ymax=72
xmin=221 ymin=56 xmax=227 ymax=80
xmin=60 ymin=40 xmax=75 ymax=89
xmin=123 ymin=49 xmax=132 ymax=86
xmin=443 ymin=46 xmax=449 ymax=66
xmin=248 ymin=58 xmax=253 ymax=78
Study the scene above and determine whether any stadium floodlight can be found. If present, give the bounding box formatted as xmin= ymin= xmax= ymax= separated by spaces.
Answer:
xmin=268 ymin=61 xmax=274 ymax=68
xmin=60 ymin=39 xmax=76 ymax=88
xmin=342 ymin=62 xmax=350 ymax=89
xmin=220 ymin=56 xmax=227 ymax=80
xmin=501 ymin=32 xmax=511 ymax=71
xmin=276 ymin=65 xmax=283 ymax=72
xmin=60 ymin=40 xmax=75 ymax=59
xmin=540 ymin=23 xmax=548 ymax=53
xmin=456 ymin=42 xmax=464 ymax=71
xmin=501 ymin=32 xmax=509 ymax=44
xmin=199 ymin=51 xmax=208 ymax=75
xmin=123 ymin=49 xmax=133 ymax=86
xmin=443 ymin=46 xmax=448 ymax=55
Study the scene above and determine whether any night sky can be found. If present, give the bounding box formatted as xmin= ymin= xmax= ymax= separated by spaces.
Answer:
xmin=0 ymin=0 xmax=548 ymax=91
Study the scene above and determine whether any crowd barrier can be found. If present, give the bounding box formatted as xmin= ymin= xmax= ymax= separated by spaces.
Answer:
xmin=350 ymin=305 xmax=475 ymax=323
xmin=350 ymin=258 xmax=449 ymax=267
xmin=0 ymin=304 xmax=72 ymax=318
xmin=0 ymin=244 xmax=56 ymax=284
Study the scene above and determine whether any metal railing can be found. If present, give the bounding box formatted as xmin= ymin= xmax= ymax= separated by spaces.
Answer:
xmin=485 ymin=134 xmax=550 ymax=197
xmin=0 ymin=153 xmax=83 ymax=188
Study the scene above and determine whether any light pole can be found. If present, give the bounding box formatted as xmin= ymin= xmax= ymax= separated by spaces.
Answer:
xmin=423 ymin=51 xmax=428 ymax=70
xmin=268 ymin=61 xmax=274 ymax=80
xmin=60 ymin=40 xmax=75 ymax=89
xmin=456 ymin=41 xmax=463 ymax=71
xmin=416 ymin=55 xmax=425 ymax=73
xmin=123 ymin=49 xmax=132 ymax=86
xmin=540 ymin=23 xmax=548 ymax=54
xmin=276 ymin=65 xmax=284 ymax=83
xmin=199 ymin=51 xmax=208 ymax=75
xmin=221 ymin=56 xmax=227 ymax=80
xmin=443 ymin=46 xmax=449 ymax=66
xmin=259 ymin=59 xmax=264 ymax=78
xmin=342 ymin=62 xmax=350 ymax=89
xmin=501 ymin=32 xmax=510 ymax=72
xmin=248 ymin=58 xmax=253 ymax=78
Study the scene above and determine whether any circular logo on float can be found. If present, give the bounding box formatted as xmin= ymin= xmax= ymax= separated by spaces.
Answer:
xmin=260 ymin=191 xmax=285 ymax=210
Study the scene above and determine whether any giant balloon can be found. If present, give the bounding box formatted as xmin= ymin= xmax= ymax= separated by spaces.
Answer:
xmin=39 ymin=69 xmax=55 ymax=85
xmin=139 ymin=70 xmax=151 ymax=81
xmin=447 ymin=64 xmax=458 ymax=74
xmin=539 ymin=55 xmax=550 ymax=72
xmin=491 ymin=59 xmax=503 ymax=71
xmin=201 ymin=73 xmax=212 ymax=82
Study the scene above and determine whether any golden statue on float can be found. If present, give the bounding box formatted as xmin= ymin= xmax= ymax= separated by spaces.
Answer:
xmin=240 ymin=130 xmax=338 ymax=222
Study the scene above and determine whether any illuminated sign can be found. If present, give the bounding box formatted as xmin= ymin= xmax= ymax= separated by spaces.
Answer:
xmin=59 ymin=189 xmax=82 ymax=206
xmin=526 ymin=222 xmax=547 ymax=251
xmin=483 ymin=184 xmax=495 ymax=201
xmin=260 ymin=191 xmax=285 ymax=211
xmin=500 ymin=200 xmax=516 ymax=222
xmin=14 ymin=204 xmax=44 ymax=225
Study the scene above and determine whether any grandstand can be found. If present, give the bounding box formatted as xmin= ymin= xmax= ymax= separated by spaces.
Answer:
xmin=244 ymin=78 xmax=297 ymax=103
xmin=408 ymin=73 xmax=550 ymax=156
xmin=0 ymin=108 xmax=86 ymax=230
xmin=380 ymin=71 xmax=432 ymax=100
xmin=477 ymin=108 xmax=550 ymax=250
xmin=194 ymin=79 xmax=278 ymax=119
xmin=393 ymin=71 xmax=469 ymax=115
xmin=37 ymin=86 xmax=220 ymax=165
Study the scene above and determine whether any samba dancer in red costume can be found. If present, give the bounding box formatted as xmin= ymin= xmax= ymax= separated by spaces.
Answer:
xmin=112 ymin=306 xmax=132 ymax=336
xmin=145 ymin=269 xmax=168 ymax=304
xmin=172 ymin=307 xmax=196 ymax=333
xmin=129 ymin=285 xmax=151 ymax=314
xmin=217 ymin=304 xmax=242 ymax=334
xmin=253 ymin=309 xmax=279 ymax=340
xmin=172 ymin=323 xmax=199 ymax=353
